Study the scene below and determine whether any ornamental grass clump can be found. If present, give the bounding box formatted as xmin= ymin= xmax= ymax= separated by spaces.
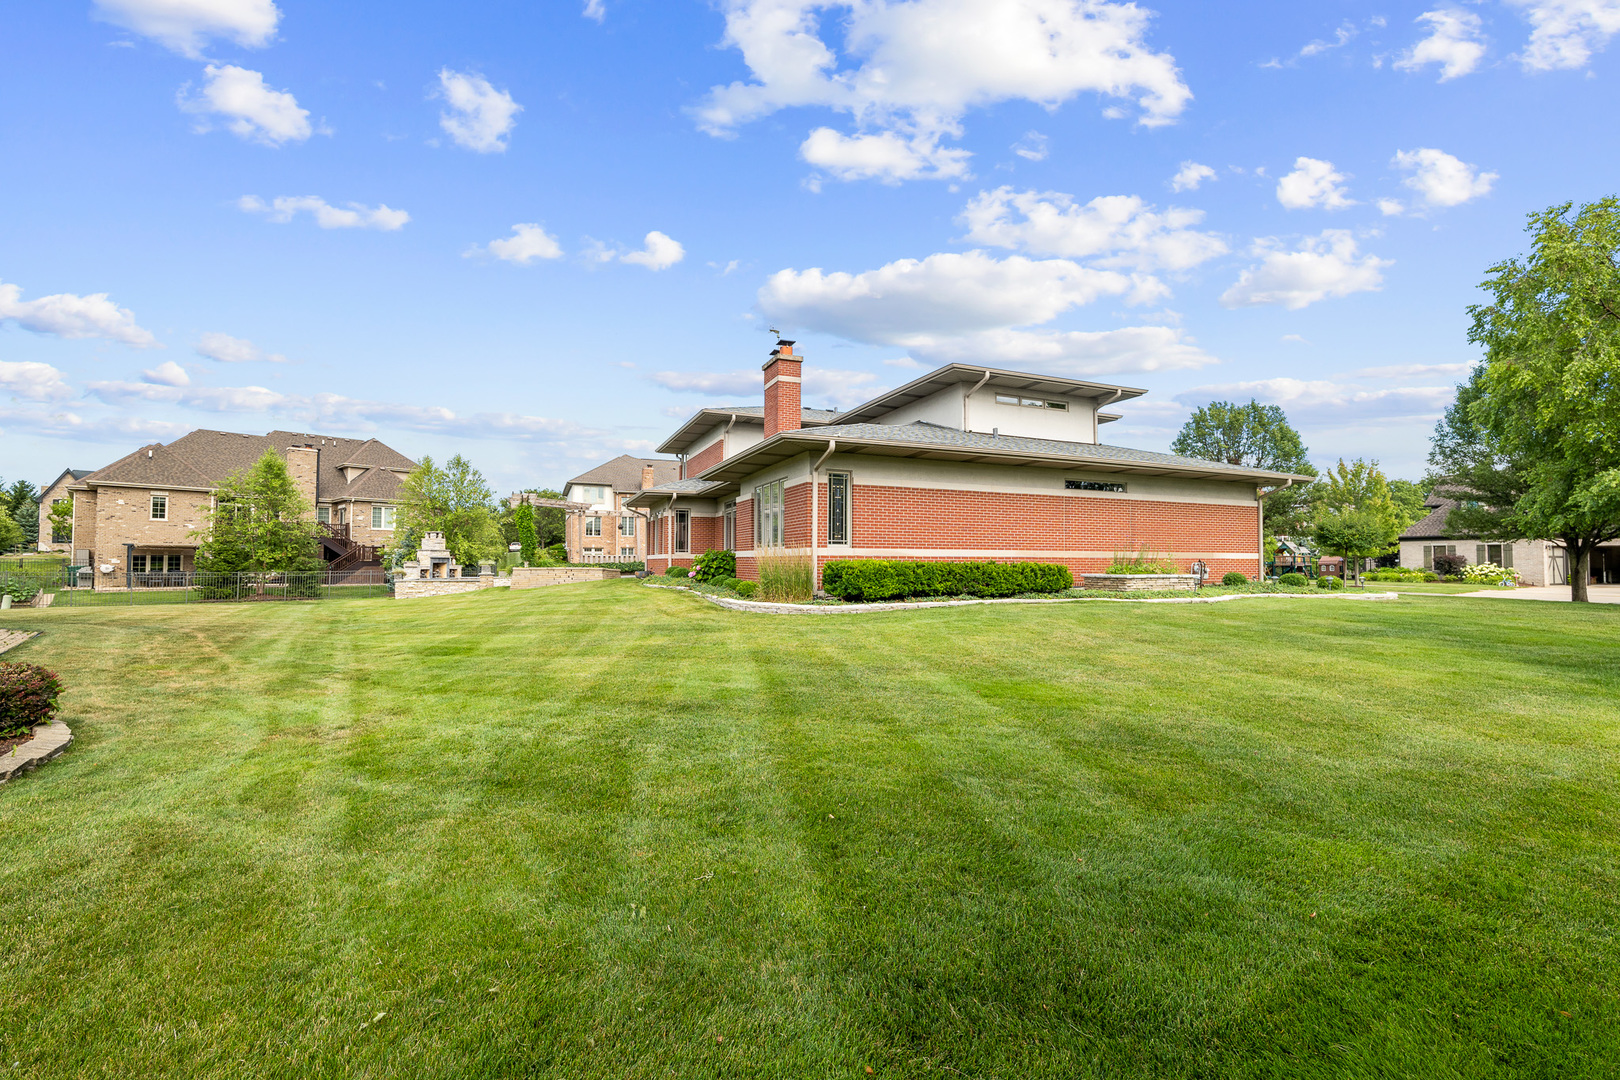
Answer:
xmin=0 ymin=662 xmax=63 ymax=736
xmin=757 ymin=550 xmax=813 ymax=603
xmin=1105 ymin=546 xmax=1181 ymax=575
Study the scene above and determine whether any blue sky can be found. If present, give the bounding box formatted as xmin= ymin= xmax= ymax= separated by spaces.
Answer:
xmin=4 ymin=0 xmax=1618 ymax=493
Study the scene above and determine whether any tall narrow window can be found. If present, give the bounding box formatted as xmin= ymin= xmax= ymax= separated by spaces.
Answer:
xmin=723 ymin=502 xmax=736 ymax=550
xmin=674 ymin=509 xmax=690 ymax=552
xmin=620 ymin=515 xmax=636 ymax=536
xmin=149 ymin=494 xmax=168 ymax=520
xmin=753 ymin=480 xmax=784 ymax=547
xmin=827 ymin=472 xmax=850 ymax=544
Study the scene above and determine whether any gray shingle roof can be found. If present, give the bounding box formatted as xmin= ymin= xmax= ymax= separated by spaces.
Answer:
xmin=1400 ymin=497 xmax=1460 ymax=539
xmin=75 ymin=429 xmax=416 ymax=503
xmin=641 ymin=478 xmax=731 ymax=494
xmin=566 ymin=454 xmax=680 ymax=492
xmin=778 ymin=420 xmax=1306 ymax=479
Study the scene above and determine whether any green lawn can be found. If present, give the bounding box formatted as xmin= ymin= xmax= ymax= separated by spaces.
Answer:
xmin=1 ymin=581 xmax=1616 ymax=1078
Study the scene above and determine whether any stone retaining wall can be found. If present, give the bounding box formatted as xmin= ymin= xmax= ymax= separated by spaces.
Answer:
xmin=509 ymin=567 xmax=621 ymax=589
xmin=1081 ymin=573 xmax=1200 ymax=592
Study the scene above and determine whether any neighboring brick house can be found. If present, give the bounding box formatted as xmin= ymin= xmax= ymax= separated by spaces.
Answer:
xmin=36 ymin=469 xmax=92 ymax=553
xmin=562 ymin=455 xmax=679 ymax=562
xmin=1397 ymin=491 xmax=1620 ymax=585
xmin=627 ymin=340 xmax=1310 ymax=585
xmin=68 ymin=429 xmax=416 ymax=586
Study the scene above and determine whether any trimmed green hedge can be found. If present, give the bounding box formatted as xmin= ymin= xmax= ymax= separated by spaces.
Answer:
xmin=822 ymin=559 xmax=1073 ymax=602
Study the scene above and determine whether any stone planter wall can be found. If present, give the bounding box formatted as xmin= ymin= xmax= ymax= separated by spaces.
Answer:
xmin=508 ymin=567 xmax=620 ymax=590
xmin=1082 ymin=573 xmax=1200 ymax=592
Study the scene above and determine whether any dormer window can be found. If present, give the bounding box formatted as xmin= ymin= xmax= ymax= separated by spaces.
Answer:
xmin=995 ymin=394 xmax=1067 ymax=411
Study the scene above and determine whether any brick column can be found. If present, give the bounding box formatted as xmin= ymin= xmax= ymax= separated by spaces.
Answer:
xmin=762 ymin=340 xmax=802 ymax=439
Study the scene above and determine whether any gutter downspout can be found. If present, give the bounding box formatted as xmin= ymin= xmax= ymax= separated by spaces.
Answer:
xmin=965 ymin=370 xmax=992 ymax=430
xmin=724 ymin=413 xmax=739 ymax=459
xmin=1096 ymin=387 xmax=1123 ymax=442
xmin=811 ymin=439 xmax=837 ymax=591
xmin=666 ymin=492 xmax=679 ymax=565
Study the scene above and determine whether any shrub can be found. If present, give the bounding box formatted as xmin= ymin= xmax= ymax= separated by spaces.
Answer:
xmin=0 ymin=662 xmax=63 ymax=735
xmin=1461 ymin=561 xmax=1519 ymax=584
xmin=1318 ymin=575 xmax=1346 ymax=590
xmin=546 ymin=543 xmax=568 ymax=563
xmin=733 ymin=580 xmax=758 ymax=598
xmin=663 ymin=565 xmax=691 ymax=578
xmin=1364 ymin=567 xmax=1433 ymax=582
xmin=822 ymin=560 xmax=1074 ymax=602
xmin=1278 ymin=572 xmax=1309 ymax=587
xmin=1433 ymin=553 xmax=1469 ymax=577
xmin=692 ymin=548 xmax=737 ymax=583
xmin=1105 ymin=546 xmax=1181 ymax=575
xmin=757 ymin=550 xmax=814 ymax=603
xmin=1221 ymin=571 xmax=1249 ymax=586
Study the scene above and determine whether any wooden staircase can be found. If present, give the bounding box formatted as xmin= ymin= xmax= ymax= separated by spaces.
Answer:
xmin=319 ymin=523 xmax=381 ymax=576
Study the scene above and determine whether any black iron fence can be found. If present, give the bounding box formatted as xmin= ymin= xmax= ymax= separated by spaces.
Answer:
xmin=1 ymin=568 xmax=392 ymax=607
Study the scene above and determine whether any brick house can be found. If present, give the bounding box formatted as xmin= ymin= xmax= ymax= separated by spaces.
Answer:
xmin=36 ymin=469 xmax=92 ymax=553
xmin=68 ymin=429 xmax=416 ymax=586
xmin=626 ymin=341 xmax=1310 ymax=586
xmin=1398 ymin=490 xmax=1620 ymax=585
xmin=561 ymin=455 xmax=679 ymax=562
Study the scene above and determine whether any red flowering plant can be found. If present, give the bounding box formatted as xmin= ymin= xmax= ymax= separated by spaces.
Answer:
xmin=0 ymin=662 xmax=64 ymax=736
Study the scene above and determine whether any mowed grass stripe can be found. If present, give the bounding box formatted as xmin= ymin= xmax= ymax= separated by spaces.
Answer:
xmin=0 ymin=581 xmax=1615 ymax=1078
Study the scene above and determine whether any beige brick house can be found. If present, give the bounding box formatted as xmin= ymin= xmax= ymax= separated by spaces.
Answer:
xmin=36 ymin=469 xmax=91 ymax=553
xmin=69 ymin=429 xmax=416 ymax=586
xmin=562 ymin=455 xmax=678 ymax=562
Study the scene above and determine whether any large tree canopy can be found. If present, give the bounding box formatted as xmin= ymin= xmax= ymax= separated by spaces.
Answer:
xmin=1435 ymin=197 xmax=1620 ymax=601
xmin=396 ymin=455 xmax=504 ymax=567
xmin=194 ymin=451 xmax=324 ymax=573
xmin=1172 ymin=399 xmax=1318 ymax=537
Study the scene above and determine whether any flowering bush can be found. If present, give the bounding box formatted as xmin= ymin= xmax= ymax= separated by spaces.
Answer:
xmin=1461 ymin=562 xmax=1519 ymax=584
xmin=692 ymin=548 xmax=737 ymax=583
xmin=0 ymin=662 xmax=64 ymax=735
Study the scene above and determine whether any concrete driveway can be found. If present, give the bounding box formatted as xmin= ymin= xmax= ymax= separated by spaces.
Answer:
xmin=1456 ymin=585 xmax=1620 ymax=603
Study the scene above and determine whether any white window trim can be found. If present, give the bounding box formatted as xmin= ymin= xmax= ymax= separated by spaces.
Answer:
xmin=674 ymin=508 xmax=691 ymax=553
xmin=149 ymin=493 xmax=169 ymax=521
xmin=371 ymin=505 xmax=397 ymax=530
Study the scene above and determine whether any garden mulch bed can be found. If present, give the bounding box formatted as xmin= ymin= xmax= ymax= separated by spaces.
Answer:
xmin=1 ymin=730 xmax=36 ymax=756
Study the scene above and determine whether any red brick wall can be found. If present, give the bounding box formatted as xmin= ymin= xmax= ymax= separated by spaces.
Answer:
xmin=783 ymin=481 xmax=811 ymax=548
xmin=692 ymin=514 xmax=723 ymax=555
xmin=684 ymin=440 xmax=724 ymax=480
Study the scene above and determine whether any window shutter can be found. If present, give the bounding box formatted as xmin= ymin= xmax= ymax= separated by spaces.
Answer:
xmin=1476 ymin=544 xmax=1487 ymax=565
xmin=1423 ymin=545 xmax=1432 ymax=569
xmin=1503 ymin=544 xmax=1513 ymax=569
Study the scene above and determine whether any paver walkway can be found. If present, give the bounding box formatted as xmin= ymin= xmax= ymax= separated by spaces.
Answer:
xmin=0 ymin=629 xmax=37 ymax=654
xmin=1455 ymin=585 xmax=1620 ymax=603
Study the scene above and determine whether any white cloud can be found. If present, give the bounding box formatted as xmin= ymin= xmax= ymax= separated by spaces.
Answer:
xmin=0 ymin=405 xmax=189 ymax=443
xmin=620 ymin=231 xmax=686 ymax=270
xmin=1169 ymin=161 xmax=1216 ymax=192
xmin=0 ymin=361 xmax=74 ymax=402
xmin=1174 ymin=377 xmax=1453 ymax=423
xmin=92 ymin=0 xmax=279 ymax=58
xmin=1299 ymin=21 xmax=1357 ymax=58
xmin=239 ymin=195 xmax=410 ymax=230
xmin=1377 ymin=197 xmax=1406 ymax=216
xmin=141 ymin=361 xmax=191 ymax=387
xmin=1510 ymin=0 xmax=1620 ymax=70
xmin=1353 ymin=362 xmax=1473 ymax=378
xmin=583 ymin=0 xmax=606 ymax=21
xmin=1012 ymin=131 xmax=1049 ymax=161
xmin=437 ymin=69 xmax=521 ymax=153
xmin=799 ymin=128 xmax=972 ymax=183
xmin=1220 ymin=230 xmax=1391 ymax=310
xmin=883 ymin=356 xmax=926 ymax=368
xmin=1392 ymin=147 xmax=1497 ymax=208
xmin=760 ymin=250 xmax=1148 ymax=345
xmin=959 ymin=188 xmax=1227 ymax=272
xmin=0 ymin=279 xmax=159 ymax=347
xmin=1281 ymin=334 xmax=1310 ymax=344
xmin=694 ymin=0 xmax=1190 ymax=184
xmin=179 ymin=64 xmax=312 ymax=146
xmin=649 ymin=367 xmax=886 ymax=408
xmin=195 ymin=332 xmax=288 ymax=363
xmin=903 ymin=325 xmax=1215 ymax=374
xmin=1276 ymin=157 xmax=1356 ymax=210
xmin=472 ymin=223 xmax=564 ymax=264
xmin=1395 ymin=9 xmax=1488 ymax=80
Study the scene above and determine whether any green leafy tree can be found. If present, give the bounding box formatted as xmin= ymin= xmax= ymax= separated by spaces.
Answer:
xmin=521 ymin=488 xmax=567 ymax=547
xmin=47 ymin=499 xmax=73 ymax=545
xmin=1429 ymin=198 xmax=1620 ymax=602
xmin=11 ymin=499 xmax=39 ymax=549
xmin=1385 ymin=478 xmax=1435 ymax=530
xmin=1311 ymin=458 xmax=1401 ymax=584
xmin=0 ymin=513 xmax=22 ymax=553
xmin=1172 ymin=399 xmax=1318 ymax=534
xmin=5 ymin=481 xmax=38 ymax=516
xmin=193 ymin=451 xmax=324 ymax=572
xmin=513 ymin=502 xmax=538 ymax=563
xmin=397 ymin=455 xmax=504 ymax=567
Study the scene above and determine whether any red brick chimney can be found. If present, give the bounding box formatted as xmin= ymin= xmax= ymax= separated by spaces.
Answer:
xmin=762 ymin=340 xmax=801 ymax=439
xmin=640 ymin=463 xmax=656 ymax=490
